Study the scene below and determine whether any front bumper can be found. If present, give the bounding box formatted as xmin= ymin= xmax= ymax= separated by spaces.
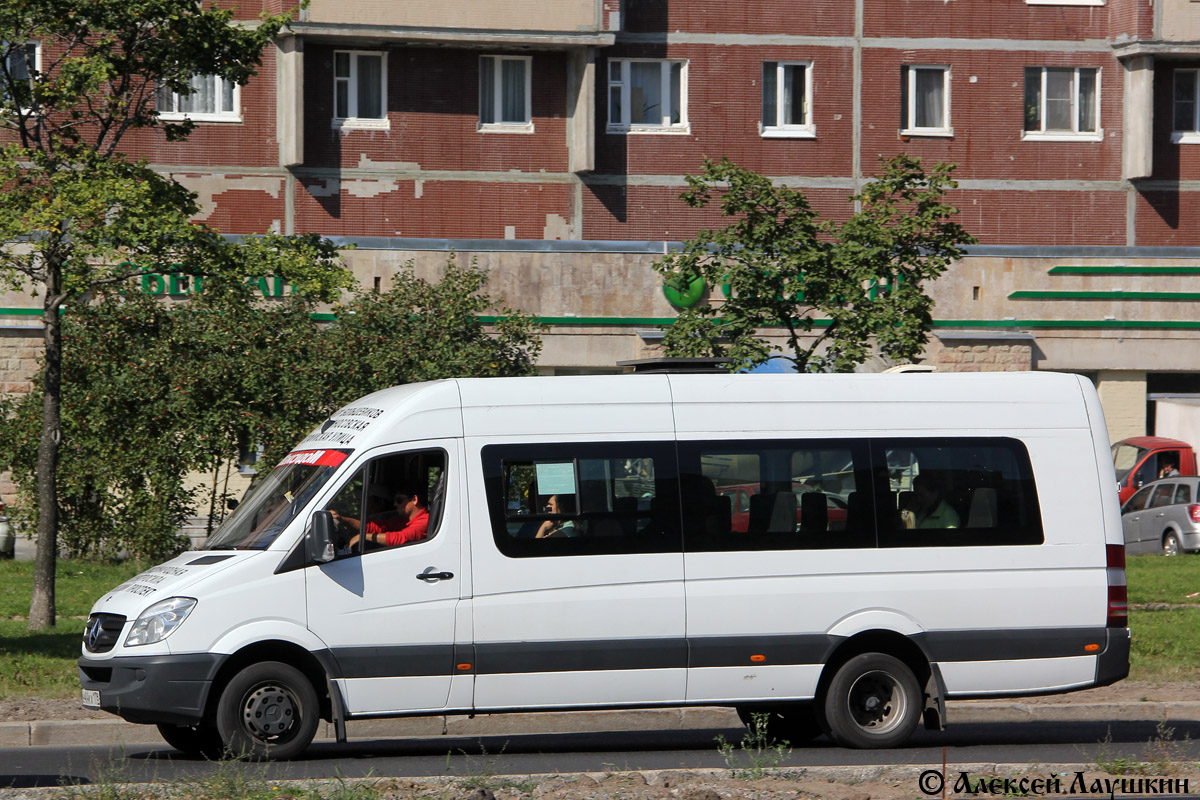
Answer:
xmin=78 ymin=653 xmax=225 ymax=725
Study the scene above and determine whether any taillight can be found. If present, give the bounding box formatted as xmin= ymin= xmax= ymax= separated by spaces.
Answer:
xmin=1106 ymin=543 xmax=1128 ymax=628
xmin=1189 ymin=504 xmax=1200 ymax=523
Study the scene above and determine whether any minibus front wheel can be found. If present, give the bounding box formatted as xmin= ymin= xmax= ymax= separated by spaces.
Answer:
xmin=215 ymin=661 xmax=320 ymax=760
xmin=821 ymin=652 xmax=921 ymax=749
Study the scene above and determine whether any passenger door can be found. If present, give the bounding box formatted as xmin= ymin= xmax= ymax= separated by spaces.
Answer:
xmin=679 ymin=438 xmax=876 ymax=704
xmin=468 ymin=439 xmax=686 ymax=710
xmin=305 ymin=441 xmax=467 ymax=715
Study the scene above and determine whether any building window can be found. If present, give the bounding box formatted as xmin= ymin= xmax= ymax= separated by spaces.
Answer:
xmin=156 ymin=74 xmax=239 ymax=122
xmin=333 ymin=50 xmax=387 ymax=129
xmin=1174 ymin=68 xmax=1200 ymax=144
xmin=2 ymin=41 xmax=38 ymax=112
xmin=901 ymin=65 xmax=952 ymax=137
xmin=607 ymin=59 xmax=687 ymax=133
xmin=479 ymin=55 xmax=532 ymax=132
xmin=1023 ymin=66 xmax=1101 ymax=140
xmin=761 ymin=61 xmax=814 ymax=138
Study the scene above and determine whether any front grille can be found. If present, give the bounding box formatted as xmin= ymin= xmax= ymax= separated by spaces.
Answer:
xmin=83 ymin=613 xmax=126 ymax=654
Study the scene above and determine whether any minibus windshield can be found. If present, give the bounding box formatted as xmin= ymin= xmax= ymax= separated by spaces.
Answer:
xmin=206 ymin=450 xmax=350 ymax=550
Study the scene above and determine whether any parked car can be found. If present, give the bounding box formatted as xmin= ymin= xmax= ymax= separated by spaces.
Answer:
xmin=1113 ymin=436 xmax=1197 ymax=505
xmin=1121 ymin=476 xmax=1200 ymax=556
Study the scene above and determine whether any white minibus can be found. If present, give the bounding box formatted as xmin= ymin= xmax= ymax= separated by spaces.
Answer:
xmin=79 ymin=372 xmax=1129 ymax=759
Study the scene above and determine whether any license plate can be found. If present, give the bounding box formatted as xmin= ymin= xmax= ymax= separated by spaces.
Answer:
xmin=81 ymin=689 xmax=100 ymax=708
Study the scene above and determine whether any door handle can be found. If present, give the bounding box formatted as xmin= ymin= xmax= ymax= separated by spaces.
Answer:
xmin=416 ymin=568 xmax=454 ymax=582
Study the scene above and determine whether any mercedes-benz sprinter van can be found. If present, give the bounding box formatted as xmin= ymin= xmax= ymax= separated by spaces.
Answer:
xmin=80 ymin=372 xmax=1129 ymax=758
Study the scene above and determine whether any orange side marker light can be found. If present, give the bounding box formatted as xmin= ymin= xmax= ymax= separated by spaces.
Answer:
xmin=750 ymin=654 xmax=766 ymax=662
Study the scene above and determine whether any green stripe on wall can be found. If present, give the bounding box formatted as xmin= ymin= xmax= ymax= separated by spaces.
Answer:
xmin=7 ymin=309 xmax=1200 ymax=331
xmin=1047 ymin=266 xmax=1200 ymax=275
xmin=1008 ymin=291 xmax=1200 ymax=301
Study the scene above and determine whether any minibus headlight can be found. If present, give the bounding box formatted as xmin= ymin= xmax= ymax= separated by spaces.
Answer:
xmin=124 ymin=597 xmax=197 ymax=647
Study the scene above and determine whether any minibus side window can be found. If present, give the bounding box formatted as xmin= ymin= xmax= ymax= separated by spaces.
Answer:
xmin=678 ymin=439 xmax=875 ymax=552
xmin=875 ymin=437 xmax=1043 ymax=547
xmin=323 ymin=448 xmax=447 ymax=558
xmin=482 ymin=442 xmax=680 ymax=557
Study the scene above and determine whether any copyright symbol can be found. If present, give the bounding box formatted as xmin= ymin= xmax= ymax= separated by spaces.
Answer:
xmin=919 ymin=769 xmax=944 ymax=795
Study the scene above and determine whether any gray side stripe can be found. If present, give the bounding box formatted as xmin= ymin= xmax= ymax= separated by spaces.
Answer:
xmin=328 ymin=627 xmax=1109 ymax=679
xmin=917 ymin=627 xmax=1107 ymax=663
xmin=475 ymin=638 xmax=688 ymax=674
xmin=333 ymin=644 xmax=454 ymax=678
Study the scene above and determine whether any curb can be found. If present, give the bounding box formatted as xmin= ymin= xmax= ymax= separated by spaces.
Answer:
xmin=3 ymin=701 xmax=1200 ymax=749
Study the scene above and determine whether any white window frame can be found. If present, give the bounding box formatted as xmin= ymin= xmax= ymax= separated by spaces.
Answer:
xmin=156 ymin=74 xmax=241 ymax=123
xmin=606 ymin=58 xmax=689 ymax=134
xmin=901 ymin=65 xmax=952 ymax=138
xmin=760 ymin=60 xmax=815 ymax=139
xmin=2 ymin=40 xmax=39 ymax=114
xmin=1022 ymin=66 xmax=1102 ymax=142
xmin=1173 ymin=68 xmax=1200 ymax=144
xmin=1025 ymin=0 xmax=1103 ymax=5
xmin=478 ymin=55 xmax=533 ymax=133
xmin=332 ymin=49 xmax=389 ymax=131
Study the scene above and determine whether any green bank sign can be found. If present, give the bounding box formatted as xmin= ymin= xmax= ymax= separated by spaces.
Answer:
xmin=139 ymin=272 xmax=288 ymax=297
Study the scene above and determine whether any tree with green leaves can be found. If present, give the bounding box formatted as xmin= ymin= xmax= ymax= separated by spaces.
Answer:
xmin=0 ymin=0 xmax=330 ymax=628
xmin=654 ymin=155 xmax=976 ymax=373
xmin=0 ymin=256 xmax=543 ymax=563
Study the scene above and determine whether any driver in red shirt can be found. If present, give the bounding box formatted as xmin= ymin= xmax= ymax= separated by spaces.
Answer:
xmin=336 ymin=485 xmax=430 ymax=549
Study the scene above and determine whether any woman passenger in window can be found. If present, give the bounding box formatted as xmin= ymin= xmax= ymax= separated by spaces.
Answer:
xmin=536 ymin=495 xmax=580 ymax=538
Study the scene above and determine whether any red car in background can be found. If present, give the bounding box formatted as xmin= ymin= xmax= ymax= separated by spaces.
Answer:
xmin=1113 ymin=436 xmax=1197 ymax=505
xmin=718 ymin=482 xmax=848 ymax=533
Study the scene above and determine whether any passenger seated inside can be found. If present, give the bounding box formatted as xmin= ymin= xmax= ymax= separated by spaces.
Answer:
xmin=536 ymin=494 xmax=581 ymax=538
xmin=901 ymin=474 xmax=960 ymax=529
xmin=336 ymin=484 xmax=431 ymax=549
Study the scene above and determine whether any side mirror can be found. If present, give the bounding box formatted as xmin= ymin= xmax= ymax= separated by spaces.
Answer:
xmin=307 ymin=511 xmax=336 ymax=564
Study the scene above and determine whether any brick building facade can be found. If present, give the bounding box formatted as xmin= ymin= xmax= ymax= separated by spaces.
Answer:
xmin=3 ymin=0 xmax=1199 ymax=444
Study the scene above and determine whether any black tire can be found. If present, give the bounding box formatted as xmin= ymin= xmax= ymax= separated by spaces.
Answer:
xmin=736 ymin=703 xmax=824 ymax=744
xmin=215 ymin=661 xmax=320 ymax=760
xmin=1163 ymin=532 xmax=1181 ymax=557
xmin=156 ymin=722 xmax=225 ymax=759
xmin=821 ymin=653 xmax=922 ymax=749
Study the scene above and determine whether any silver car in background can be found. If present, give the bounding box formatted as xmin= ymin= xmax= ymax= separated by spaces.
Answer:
xmin=1122 ymin=477 xmax=1200 ymax=556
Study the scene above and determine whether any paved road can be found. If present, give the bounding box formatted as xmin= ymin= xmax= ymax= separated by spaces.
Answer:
xmin=4 ymin=716 xmax=1200 ymax=789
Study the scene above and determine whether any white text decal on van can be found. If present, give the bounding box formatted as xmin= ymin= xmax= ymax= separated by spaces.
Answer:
xmin=298 ymin=406 xmax=386 ymax=447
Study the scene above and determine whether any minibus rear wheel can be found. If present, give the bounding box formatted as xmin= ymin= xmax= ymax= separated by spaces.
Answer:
xmin=155 ymin=722 xmax=224 ymax=759
xmin=821 ymin=652 xmax=921 ymax=748
xmin=215 ymin=661 xmax=320 ymax=760
xmin=736 ymin=703 xmax=823 ymax=744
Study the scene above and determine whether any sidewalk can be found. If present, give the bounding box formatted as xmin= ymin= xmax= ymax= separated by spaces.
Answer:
xmin=4 ymin=699 xmax=1199 ymax=749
